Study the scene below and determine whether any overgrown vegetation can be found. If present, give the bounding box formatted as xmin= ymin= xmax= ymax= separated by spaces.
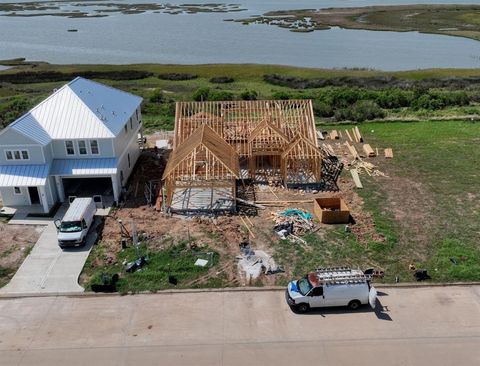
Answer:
xmin=1 ymin=62 xmax=480 ymax=131
xmin=83 ymin=241 xmax=220 ymax=293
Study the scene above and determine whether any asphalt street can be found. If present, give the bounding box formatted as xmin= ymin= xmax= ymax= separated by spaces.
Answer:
xmin=0 ymin=285 xmax=479 ymax=365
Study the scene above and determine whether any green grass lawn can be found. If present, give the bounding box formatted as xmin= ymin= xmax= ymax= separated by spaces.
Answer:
xmin=274 ymin=120 xmax=479 ymax=283
xmin=82 ymin=241 xmax=222 ymax=293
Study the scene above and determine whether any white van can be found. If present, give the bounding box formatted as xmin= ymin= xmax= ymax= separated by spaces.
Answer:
xmin=55 ymin=197 xmax=96 ymax=248
xmin=285 ymin=267 xmax=377 ymax=312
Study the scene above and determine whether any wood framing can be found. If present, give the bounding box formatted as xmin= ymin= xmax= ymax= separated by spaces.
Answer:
xmin=164 ymin=100 xmax=326 ymax=213
xmin=281 ymin=134 xmax=323 ymax=186
xmin=163 ymin=124 xmax=240 ymax=212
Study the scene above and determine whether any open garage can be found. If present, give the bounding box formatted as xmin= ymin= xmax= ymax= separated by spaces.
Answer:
xmin=62 ymin=177 xmax=114 ymax=199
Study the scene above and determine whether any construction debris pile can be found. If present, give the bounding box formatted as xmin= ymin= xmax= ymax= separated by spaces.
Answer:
xmin=319 ymin=126 xmax=392 ymax=188
xmin=237 ymin=242 xmax=284 ymax=284
xmin=272 ymin=209 xmax=315 ymax=240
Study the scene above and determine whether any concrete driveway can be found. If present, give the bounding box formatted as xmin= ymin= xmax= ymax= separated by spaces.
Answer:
xmin=0 ymin=286 xmax=479 ymax=365
xmin=0 ymin=219 xmax=99 ymax=294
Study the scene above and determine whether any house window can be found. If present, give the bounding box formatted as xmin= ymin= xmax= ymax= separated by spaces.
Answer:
xmin=130 ymin=118 xmax=133 ymax=130
xmin=124 ymin=124 xmax=128 ymax=134
xmin=128 ymin=153 xmax=131 ymax=168
xmin=135 ymin=109 xmax=139 ymax=121
xmin=90 ymin=140 xmax=99 ymax=155
xmin=13 ymin=187 xmax=21 ymax=195
xmin=5 ymin=150 xmax=30 ymax=160
xmin=65 ymin=141 xmax=75 ymax=155
xmin=120 ymin=170 xmax=124 ymax=184
xmin=78 ymin=140 xmax=87 ymax=155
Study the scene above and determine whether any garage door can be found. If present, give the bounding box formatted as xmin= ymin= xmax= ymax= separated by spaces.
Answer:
xmin=62 ymin=177 xmax=113 ymax=198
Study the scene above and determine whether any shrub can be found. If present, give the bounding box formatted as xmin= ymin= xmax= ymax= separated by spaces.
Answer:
xmin=192 ymin=87 xmax=211 ymax=101
xmin=210 ymin=76 xmax=234 ymax=83
xmin=0 ymin=70 xmax=152 ymax=84
xmin=158 ymin=73 xmax=197 ymax=81
xmin=192 ymin=87 xmax=234 ymax=101
xmin=312 ymin=100 xmax=334 ymax=117
xmin=149 ymin=88 xmax=165 ymax=103
xmin=350 ymin=100 xmax=385 ymax=121
xmin=334 ymin=100 xmax=385 ymax=122
xmin=208 ymin=90 xmax=234 ymax=101
xmin=0 ymin=96 xmax=34 ymax=128
xmin=240 ymin=90 xmax=258 ymax=100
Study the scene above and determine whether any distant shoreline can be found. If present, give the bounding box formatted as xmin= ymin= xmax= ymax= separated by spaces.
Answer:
xmin=236 ymin=4 xmax=480 ymax=42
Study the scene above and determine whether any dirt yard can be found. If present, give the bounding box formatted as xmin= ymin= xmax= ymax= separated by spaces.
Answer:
xmin=81 ymin=131 xmax=393 ymax=289
xmin=0 ymin=221 xmax=44 ymax=287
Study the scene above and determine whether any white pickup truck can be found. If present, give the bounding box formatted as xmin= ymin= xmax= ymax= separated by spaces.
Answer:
xmin=285 ymin=267 xmax=377 ymax=312
xmin=55 ymin=198 xmax=96 ymax=249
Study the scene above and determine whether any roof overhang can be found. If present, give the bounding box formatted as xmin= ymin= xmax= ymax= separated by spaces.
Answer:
xmin=0 ymin=164 xmax=49 ymax=187
xmin=51 ymin=158 xmax=117 ymax=176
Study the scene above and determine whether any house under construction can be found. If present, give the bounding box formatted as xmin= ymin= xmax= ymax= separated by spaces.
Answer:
xmin=162 ymin=100 xmax=331 ymax=214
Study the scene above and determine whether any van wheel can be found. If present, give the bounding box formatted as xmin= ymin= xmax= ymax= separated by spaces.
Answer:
xmin=296 ymin=303 xmax=309 ymax=313
xmin=348 ymin=300 xmax=361 ymax=310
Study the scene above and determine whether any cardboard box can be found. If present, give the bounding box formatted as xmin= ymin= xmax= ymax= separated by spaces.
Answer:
xmin=314 ymin=197 xmax=350 ymax=224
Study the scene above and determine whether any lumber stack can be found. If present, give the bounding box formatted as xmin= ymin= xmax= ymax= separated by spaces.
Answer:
xmin=384 ymin=148 xmax=393 ymax=158
xmin=329 ymin=130 xmax=339 ymax=140
xmin=363 ymin=144 xmax=376 ymax=157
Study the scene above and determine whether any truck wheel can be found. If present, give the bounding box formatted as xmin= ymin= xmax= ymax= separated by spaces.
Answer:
xmin=296 ymin=303 xmax=309 ymax=313
xmin=348 ymin=300 xmax=361 ymax=310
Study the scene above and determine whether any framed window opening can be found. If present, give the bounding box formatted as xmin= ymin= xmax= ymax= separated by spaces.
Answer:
xmin=13 ymin=186 xmax=21 ymax=195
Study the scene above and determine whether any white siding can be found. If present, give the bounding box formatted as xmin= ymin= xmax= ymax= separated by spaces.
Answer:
xmin=0 ymin=187 xmax=31 ymax=206
xmin=0 ymin=128 xmax=40 ymax=146
xmin=116 ymin=130 xmax=141 ymax=186
xmin=0 ymin=145 xmax=46 ymax=165
xmin=113 ymin=109 xmax=141 ymax=157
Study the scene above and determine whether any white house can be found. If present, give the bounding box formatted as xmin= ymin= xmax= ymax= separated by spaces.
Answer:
xmin=0 ymin=77 xmax=143 ymax=213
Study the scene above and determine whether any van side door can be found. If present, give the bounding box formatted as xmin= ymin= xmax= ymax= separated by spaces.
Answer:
xmin=81 ymin=219 xmax=88 ymax=238
xmin=307 ymin=286 xmax=325 ymax=308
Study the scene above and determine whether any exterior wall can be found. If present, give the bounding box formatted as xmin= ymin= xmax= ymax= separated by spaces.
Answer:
xmin=0 ymin=128 xmax=47 ymax=165
xmin=0 ymin=145 xmax=46 ymax=165
xmin=0 ymin=129 xmax=40 ymax=146
xmin=113 ymin=108 xmax=141 ymax=157
xmin=50 ymin=138 xmax=114 ymax=159
xmin=116 ymin=129 xmax=141 ymax=187
xmin=0 ymin=186 xmax=31 ymax=206
xmin=46 ymin=176 xmax=57 ymax=205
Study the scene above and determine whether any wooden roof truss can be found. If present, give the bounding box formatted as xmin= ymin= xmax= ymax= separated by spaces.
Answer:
xmin=175 ymin=100 xmax=317 ymax=157
xmin=281 ymin=135 xmax=324 ymax=184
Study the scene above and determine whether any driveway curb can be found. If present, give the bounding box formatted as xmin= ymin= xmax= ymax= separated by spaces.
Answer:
xmin=1 ymin=281 xmax=479 ymax=299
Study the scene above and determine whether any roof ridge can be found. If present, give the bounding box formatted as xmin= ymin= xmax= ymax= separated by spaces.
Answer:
xmin=7 ymin=82 xmax=71 ymax=130
xmin=71 ymin=76 xmax=143 ymax=102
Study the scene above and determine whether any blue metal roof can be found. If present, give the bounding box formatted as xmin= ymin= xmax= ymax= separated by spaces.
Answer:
xmin=0 ymin=164 xmax=49 ymax=187
xmin=51 ymin=158 xmax=117 ymax=176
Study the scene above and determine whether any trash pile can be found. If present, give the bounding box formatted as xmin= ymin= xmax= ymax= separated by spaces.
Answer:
xmin=237 ymin=241 xmax=284 ymax=284
xmin=272 ymin=209 xmax=315 ymax=241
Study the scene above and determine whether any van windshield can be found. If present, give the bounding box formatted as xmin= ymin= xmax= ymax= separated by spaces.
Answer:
xmin=297 ymin=277 xmax=313 ymax=296
xmin=59 ymin=221 xmax=82 ymax=233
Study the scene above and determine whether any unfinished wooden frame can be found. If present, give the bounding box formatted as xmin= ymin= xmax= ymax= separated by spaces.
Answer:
xmin=164 ymin=100 xmax=324 ymax=212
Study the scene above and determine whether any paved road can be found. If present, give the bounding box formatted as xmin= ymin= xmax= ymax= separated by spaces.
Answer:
xmin=0 ymin=286 xmax=479 ymax=365
xmin=0 ymin=219 xmax=98 ymax=294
